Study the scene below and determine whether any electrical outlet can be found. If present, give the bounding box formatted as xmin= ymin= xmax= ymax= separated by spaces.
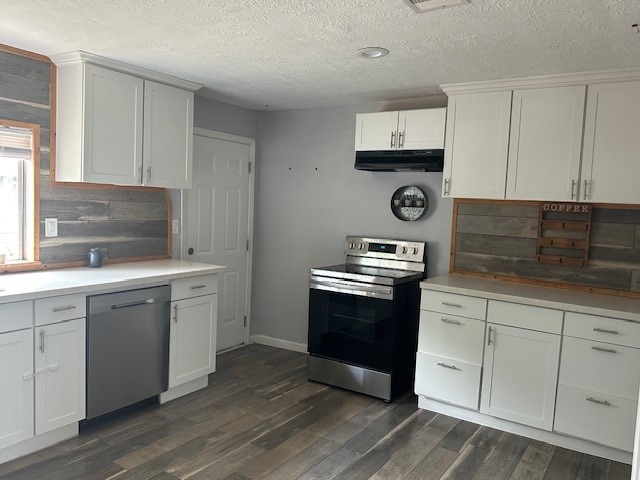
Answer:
xmin=172 ymin=219 xmax=179 ymax=234
xmin=45 ymin=218 xmax=58 ymax=237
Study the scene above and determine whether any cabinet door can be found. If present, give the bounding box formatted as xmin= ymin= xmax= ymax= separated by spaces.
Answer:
xmin=506 ymin=86 xmax=585 ymax=201
xmin=83 ymin=64 xmax=143 ymax=185
xmin=581 ymin=81 xmax=640 ymax=204
xmin=169 ymin=294 xmax=217 ymax=388
xmin=481 ymin=324 xmax=560 ymax=431
xmin=443 ymin=92 xmax=511 ymax=199
xmin=143 ymin=81 xmax=194 ymax=189
xmin=398 ymin=108 xmax=446 ymax=150
xmin=354 ymin=111 xmax=399 ymax=151
xmin=35 ymin=319 xmax=86 ymax=435
xmin=0 ymin=329 xmax=33 ymax=448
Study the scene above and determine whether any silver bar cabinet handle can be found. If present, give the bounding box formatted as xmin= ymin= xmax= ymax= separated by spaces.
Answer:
xmin=52 ymin=305 xmax=76 ymax=312
xmin=591 ymin=346 xmax=618 ymax=354
xmin=398 ymin=131 xmax=405 ymax=148
xmin=173 ymin=304 xmax=178 ymax=323
xmin=583 ymin=179 xmax=590 ymax=200
xmin=570 ymin=179 xmax=576 ymax=199
xmin=593 ymin=327 xmax=618 ymax=335
xmin=146 ymin=166 xmax=152 ymax=183
xmin=487 ymin=326 xmax=493 ymax=346
xmin=442 ymin=302 xmax=463 ymax=308
xmin=190 ymin=284 xmax=206 ymax=290
xmin=39 ymin=330 xmax=45 ymax=353
xmin=441 ymin=318 xmax=463 ymax=326
xmin=437 ymin=362 xmax=459 ymax=371
xmin=443 ymin=178 xmax=451 ymax=195
xmin=390 ymin=131 xmax=396 ymax=148
xmin=586 ymin=397 xmax=611 ymax=407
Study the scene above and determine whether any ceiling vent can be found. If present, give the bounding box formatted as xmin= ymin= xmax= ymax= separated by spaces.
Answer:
xmin=403 ymin=0 xmax=469 ymax=13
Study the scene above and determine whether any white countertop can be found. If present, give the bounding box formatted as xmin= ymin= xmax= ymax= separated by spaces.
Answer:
xmin=421 ymin=274 xmax=640 ymax=322
xmin=0 ymin=259 xmax=226 ymax=303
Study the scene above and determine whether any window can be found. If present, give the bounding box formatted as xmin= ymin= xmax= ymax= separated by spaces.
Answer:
xmin=0 ymin=121 xmax=38 ymax=264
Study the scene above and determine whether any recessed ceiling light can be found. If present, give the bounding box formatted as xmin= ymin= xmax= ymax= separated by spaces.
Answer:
xmin=355 ymin=47 xmax=389 ymax=59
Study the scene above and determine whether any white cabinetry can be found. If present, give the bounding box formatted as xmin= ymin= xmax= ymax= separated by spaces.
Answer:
xmin=0 ymin=301 xmax=34 ymax=449
xmin=441 ymin=71 xmax=640 ymax=204
xmin=555 ymin=312 xmax=640 ymax=452
xmin=415 ymin=291 xmax=486 ymax=410
xmin=52 ymin=51 xmax=198 ymax=189
xmin=355 ymin=108 xmax=446 ymax=151
xmin=442 ymin=92 xmax=511 ymax=199
xmin=143 ymin=81 xmax=193 ymax=189
xmin=34 ymin=294 xmax=86 ymax=435
xmin=481 ymin=301 xmax=562 ymax=431
xmin=580 ymin=81 xmax=640 ymax=204
xmin=506 ymin=86 xmax=586 ymax=201
xmin=169 ymin=275 xmax=218 ymax=388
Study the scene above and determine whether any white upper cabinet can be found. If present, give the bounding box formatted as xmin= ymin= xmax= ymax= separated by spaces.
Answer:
xmin=143 ymin=81 xmax=193 ymax=189
xmin=441 ymin=70 xmax=640 ymax=203
xmin=52 ymin=51 xmax=200 ymax=189
xmin=442 ymin=91 xmax=511 ymax=199
xmin=506 ymin=86 xmax=586 ymax=201
xmin=82 ymin=65 xmax=143 ymax=185
xmin=355 ymin=108 xmax=446 ymax=151
xmin=580 ymin=81 xmax=640 ymax=204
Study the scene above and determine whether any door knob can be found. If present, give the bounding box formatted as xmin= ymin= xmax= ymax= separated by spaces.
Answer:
xmin=187 ymin=247 xmax=194 ymax=255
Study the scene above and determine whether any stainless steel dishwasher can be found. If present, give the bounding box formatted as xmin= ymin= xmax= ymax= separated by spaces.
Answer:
xmin=86 ymin=285 xmax=171 ymax=419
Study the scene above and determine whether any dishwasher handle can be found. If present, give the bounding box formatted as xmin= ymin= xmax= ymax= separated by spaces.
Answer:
xmin=111 ymin=298 xmax=160 ymax=310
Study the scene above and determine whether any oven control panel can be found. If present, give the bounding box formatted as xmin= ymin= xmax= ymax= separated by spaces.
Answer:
xmin=345 ymin=236 xmax=425 ymax=262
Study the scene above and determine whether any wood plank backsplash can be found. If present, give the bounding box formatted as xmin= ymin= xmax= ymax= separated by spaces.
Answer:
xmin=0 ymin=46 xmax=169 ymax=266
xmin=452 ymin=199 xmax=640 ymax=295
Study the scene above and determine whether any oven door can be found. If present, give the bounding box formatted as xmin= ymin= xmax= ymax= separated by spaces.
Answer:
xmin=308 ymin=280 xmax=395 ymax=372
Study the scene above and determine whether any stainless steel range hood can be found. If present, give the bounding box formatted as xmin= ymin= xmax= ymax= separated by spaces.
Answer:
xmin=354 ymin=149 xmax=444 ymax=172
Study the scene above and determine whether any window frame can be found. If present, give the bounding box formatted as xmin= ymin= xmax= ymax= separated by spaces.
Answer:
xmin=0 ymin=119 xmax=40 ymax=272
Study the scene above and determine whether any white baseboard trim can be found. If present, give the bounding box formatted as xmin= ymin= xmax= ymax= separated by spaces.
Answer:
xmin=159 ymin=376 xmax=208 ymax=404
xmin=251 ymin=334 xmax=308 ymax=353
xmin=0 ymin=423 xmax=78 ymax=465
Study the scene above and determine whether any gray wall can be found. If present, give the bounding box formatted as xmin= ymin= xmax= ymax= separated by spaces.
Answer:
xmin=252 ymin=99 xmax=454 ymax=346
xmin=0 ymin=48 xmax=168 ymax=265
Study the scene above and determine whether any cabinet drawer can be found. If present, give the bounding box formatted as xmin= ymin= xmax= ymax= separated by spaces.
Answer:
xmin=554 ymin=384 xmax=637 ymax=452
xmin=415 ymin=352 xmax=481 ymax=410
xmin=487 ymin=300 xmax=562 ymax=334
xmin=35 ymin=294 xmax=86 ymax=326
xmin=418 ymin=310 xmax=485 ymax=364
xmin=420 ymin=290 xmax=487 ymax=320
xmin=559 ymin=336 xmax=640 ymax=400
xmin=564 ymin=312 xmax=640 ymax=348
xmin=172 ymin=275 xmax=218 ymax=300
xmin=0 ymin=301 xmax=33 ymax=333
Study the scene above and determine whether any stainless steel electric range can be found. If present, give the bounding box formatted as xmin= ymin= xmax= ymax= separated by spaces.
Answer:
xmin=307 ymin=236 xmax=426 ymax=402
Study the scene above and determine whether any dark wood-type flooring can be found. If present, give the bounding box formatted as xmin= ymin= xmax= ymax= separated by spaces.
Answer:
xmin=0 ymin=344 xmax=632 ymax=480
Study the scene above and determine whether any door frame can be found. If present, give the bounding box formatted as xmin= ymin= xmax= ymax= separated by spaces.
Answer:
xmin=180 ymin=127 xmax=255 ymax=347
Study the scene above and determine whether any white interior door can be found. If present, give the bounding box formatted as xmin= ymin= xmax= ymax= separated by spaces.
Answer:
xmin=184 ymin=129 xmax=254 ymax=351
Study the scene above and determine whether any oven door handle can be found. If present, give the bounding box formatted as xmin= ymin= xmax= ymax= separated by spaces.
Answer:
xmin=310 ymin=277 xmax=393 ymax=300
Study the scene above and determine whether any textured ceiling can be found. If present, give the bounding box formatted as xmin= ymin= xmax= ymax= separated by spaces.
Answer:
xmin=0 ymin=0 xmax=638 ymax=110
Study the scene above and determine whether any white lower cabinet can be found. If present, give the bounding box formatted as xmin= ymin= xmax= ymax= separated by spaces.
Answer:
xmin=415 ymin=352 xmax=481 ymax=410
xmin=34 ymin=319 xmax=86 ymax=435
xmin=0 ymin=329 xmax=34 ymax=449
xmin=418 ymin=282 xmax=640 ymax=461
xmin=554 ymin=314 xmax=640 ymax=452
xmin=169 ymin=275 xmax=218 ymax=389
xmin=415 ymin=292 xmax=486 ymax=410
xmin=481 ymin=323 xmax=560 ymax=431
